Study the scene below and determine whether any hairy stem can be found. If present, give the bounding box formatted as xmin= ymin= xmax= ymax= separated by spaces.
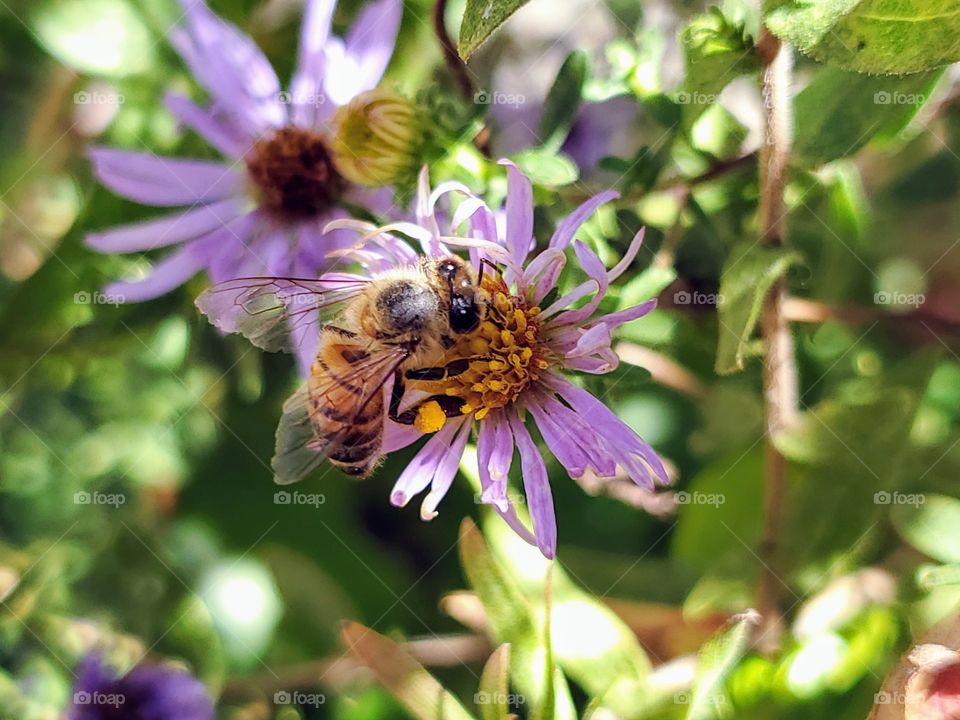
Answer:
xmin=755 ymin=27 xmax=797 ymax=652
xmin=433 ymin=0 xmax=474 ymax=101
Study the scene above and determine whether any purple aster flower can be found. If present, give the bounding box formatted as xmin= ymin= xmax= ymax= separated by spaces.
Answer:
xmin=68 ymin=654 xmax=213 ymax=720
xmin=85 ymin=0 xmax=403 ymax=369
xmin=336 ymin=164 xmax=669 ymax=558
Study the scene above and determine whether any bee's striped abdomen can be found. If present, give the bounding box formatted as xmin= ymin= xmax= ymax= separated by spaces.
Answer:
xmin=307 ymin=341 xmax=385 ymax=478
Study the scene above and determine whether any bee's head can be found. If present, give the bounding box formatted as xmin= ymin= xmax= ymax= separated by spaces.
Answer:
xmin=432 ymin=256 xmax=483 ymax=334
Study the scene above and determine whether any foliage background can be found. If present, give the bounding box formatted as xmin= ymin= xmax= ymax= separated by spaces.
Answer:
xmin=2 ymin=0 xmax=960 ymax=718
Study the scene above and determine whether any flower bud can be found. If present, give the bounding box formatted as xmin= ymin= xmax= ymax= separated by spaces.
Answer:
xmin=330 ymin=88 xmax=420 ymax=187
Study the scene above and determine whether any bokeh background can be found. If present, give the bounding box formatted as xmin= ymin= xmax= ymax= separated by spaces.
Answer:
xmin=3 ymin=0 xmax=960 ymax=718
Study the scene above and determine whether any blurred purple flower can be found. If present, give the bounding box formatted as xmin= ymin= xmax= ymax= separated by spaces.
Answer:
xmin=341 ymin=165 xmax=669 ymax=558
xmin=68 ymin=654 xmax=213 ymax=720
xmin=86 ymin=0 xmax=401 ymax=306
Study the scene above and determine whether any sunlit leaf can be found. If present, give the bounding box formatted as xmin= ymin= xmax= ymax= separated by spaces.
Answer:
xmin=32 ymin=0 xmax=155 ymax=77
xmin=892 ymin=494 xmax=960 ymax=564
xmin=477 ymin=644 xmax=512 ymax=720
xmin=684 ymin=610 xmax=760 ymax=720
xmin=766 ymin=0 xmax=960 ymax=74
xmin=459 ymin=0 xmax=530 ymax=60
xmin=510 ymin=151 xmax=579 ymax=188
xmin=341 ymin=621 xmax=476 ymax=720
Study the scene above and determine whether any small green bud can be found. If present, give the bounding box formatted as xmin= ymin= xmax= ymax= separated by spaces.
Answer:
xmin=331 ymin=88 xmax=420 ymax=188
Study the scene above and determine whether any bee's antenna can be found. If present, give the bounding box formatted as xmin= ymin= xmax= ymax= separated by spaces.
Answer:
xmin=477 ymin=257 xmax=502 ymax=285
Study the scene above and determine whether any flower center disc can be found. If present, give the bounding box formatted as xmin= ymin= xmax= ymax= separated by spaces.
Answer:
xmin=246 ymin=127 xmax=346 ymax=221
xmin=414 ymin=276 xmax=550 ymax=428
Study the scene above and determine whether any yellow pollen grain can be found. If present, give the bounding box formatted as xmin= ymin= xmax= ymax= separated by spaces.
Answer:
xmin=514 ymin=309 xmax=527 ymax=332
xmin=415 ymin=400 xmax=446 ymax=433
xmin=500 ymin=329 xmax=515 ymax=345
xmin=488 ymin=360 xmax=506 ymax=371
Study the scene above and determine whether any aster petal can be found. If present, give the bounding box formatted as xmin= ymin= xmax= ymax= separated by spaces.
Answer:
xmin=534 ymin=391 xmax=618 ymax=477
xmin=342 ymin=0 xmax=402 ymax=95
xmin=86 ymin=199 xmax=248 ymax=253
xmin=420 ymin=418 xmax=472 ymax=520
xmin=289 ymin=0 xmax=336 ymax=126
xmin=544 ymin=373 xmax=669 ymax=489
xmin=526 ymin=396 xmax=589 ymax=478
xmin=549 ymin=240 xmax=608 ymax=326
xmin=589 ymin=299 xmax=657 ymax=331
xmin=562 ymin=350 xmax=619 ymax=374
xmin=175 ymin=0 xmax=285 ymax=134
xmin=566 ymin=323 xmax=613 ymax=359
xmin=499 ymin=160 xmax=534 ymax=270
xmin=548 ymin=190 xmax=618 ymax=250
xmin=103 ymin=239 xmax=213 ymax=302
xmin=506 ymin=408 xmax=557 ymax=558
xmin=493 ymin=500 xmax=539 ymax=548
xmin=89 ymin=148 xmax=242 ymax=207
xmin=538 ymin=278 xmax=598 ymax=320
xmin=477 ymin=409 xmax=513 ymax=511
xmin=390 ymin=419 xmax=463 ymax=508
xmin=165 ymin=92 xmax=248 ymax=158
xmin=608 ymin=227 xmax=646 ymax=282
xmin=382 ymin=420 xmax=423 ymax=453
xmin=523 ymin=248 xmax=566 ymax=305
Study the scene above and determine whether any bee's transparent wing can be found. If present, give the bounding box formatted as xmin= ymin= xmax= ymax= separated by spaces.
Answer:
xmin=272 ymin=386 xmax=330 ymax=485
xmin=272 ymin=344 xmax=410 ymax=485
xmin=195 ymin=275 xmax=369 ymax=353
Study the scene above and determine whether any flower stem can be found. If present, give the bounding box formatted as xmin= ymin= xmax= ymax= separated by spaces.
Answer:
xmin=755 ymin=26 xmax=797 ymax=653
xmin=433 ymin=0 xmax=475 ymax=102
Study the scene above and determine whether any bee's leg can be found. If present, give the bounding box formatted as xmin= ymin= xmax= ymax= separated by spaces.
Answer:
xmin=320 ymin=324 xmax=358 ymax=339
xmin=391 ymin=394 xmax=466 ymax=425
xmin=405 ymin=356 xmax=492 ymax=381
xmin=388 ymin=368 xmax=406 ymax=421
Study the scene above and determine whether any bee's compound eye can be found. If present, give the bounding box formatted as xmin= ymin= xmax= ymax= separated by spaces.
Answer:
xmin=450 ymin=294 xmax=479 ymax=333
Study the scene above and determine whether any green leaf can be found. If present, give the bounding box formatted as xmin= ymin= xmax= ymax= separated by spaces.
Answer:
xmin=793 ymin=66 xmax=942 ymax=166
xmin=714 ymin=243 xmax=802 ymax=375
xmin=458 ymin=519 xmax=576 ymax=720
xmin=477 ymin=515 xmax=652 ymax=699
xmin=459 ymin=0 xmax=530 ymax=60
xmin=766 ymin=0 xmax=960 ymax=74
xmin=510 ymin=150 xmax=579 ymax=187
xmin=891 ymin=494 xmax=960 ymax=564
xmin=917 ymin=563 xmax=960 ymax=590
xmin=671 ymin=448 xmax=765 ymax=575
xmin=340 ymin=621 xmax=476 ymax=720
xmin=32 ymin=0 xmax=155 ymax=77
xmin=685 ymin=611 xmax=760 ymax=720
xmin=679 ymin=8 xmax=759 ymax=128
xmin=477 ymin=645 xmax=511 ymax=720
xmin=538 ymin=51 xmax=588 ymax=152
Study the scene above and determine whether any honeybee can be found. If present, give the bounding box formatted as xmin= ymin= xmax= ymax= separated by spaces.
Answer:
xmin=196 ymin=255 xmax=489 ymax=482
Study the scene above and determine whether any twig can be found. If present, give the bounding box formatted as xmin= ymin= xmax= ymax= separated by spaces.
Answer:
xmin=221 ymin=633 xmax=490 ymax=701
xmin=754 ymin=26 xmax=796 ymax=654
xmin=616 ymin=342 xmax=708 ymax=399
xmin=433 ymin=0 xmax=474 ymax=102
